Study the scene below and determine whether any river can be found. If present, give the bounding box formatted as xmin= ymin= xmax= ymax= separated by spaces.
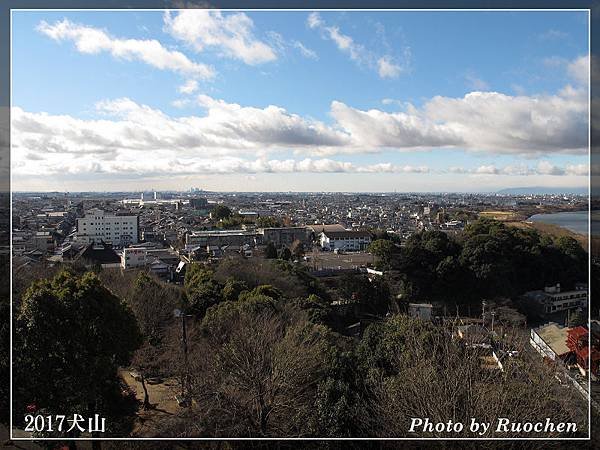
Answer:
xmin=528 ymin=210 xmax=589 ymax=236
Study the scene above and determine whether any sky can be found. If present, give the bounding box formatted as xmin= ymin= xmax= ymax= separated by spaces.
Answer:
xmin=11 ymin=9 xmax=590 ymax=192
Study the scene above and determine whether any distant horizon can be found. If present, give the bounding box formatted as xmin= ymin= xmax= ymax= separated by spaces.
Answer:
xmin=11 ymin=186 xmax=590 ymax=195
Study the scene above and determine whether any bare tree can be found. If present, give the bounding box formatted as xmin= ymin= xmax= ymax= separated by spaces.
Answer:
xmin=184 ymin=310 xmax=329 ymax=437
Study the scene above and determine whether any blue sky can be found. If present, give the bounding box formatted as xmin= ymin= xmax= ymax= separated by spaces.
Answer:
xmin=11 ymin=10 xmax=589 ymax=192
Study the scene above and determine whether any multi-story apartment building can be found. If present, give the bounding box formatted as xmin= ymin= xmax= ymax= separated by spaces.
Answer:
xmin=76 ymin=208 xmax=138 ymax=247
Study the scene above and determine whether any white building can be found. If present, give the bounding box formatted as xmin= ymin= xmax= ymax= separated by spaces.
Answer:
xmin=121 ymin=247 xmax=147 ymax=269
xmin=530 ymin=322 xmax=571 ymax=361
xmin=319 ymin=230 xmax=371 ymax=251
xmin=524 ymin=283 xmax=588 ymax=314
xmin=76 ymin=209 xmax=138 ymax=247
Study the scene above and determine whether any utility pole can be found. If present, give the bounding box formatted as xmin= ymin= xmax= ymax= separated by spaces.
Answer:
xmin=174 ymin=308 xmax=191 ymax=406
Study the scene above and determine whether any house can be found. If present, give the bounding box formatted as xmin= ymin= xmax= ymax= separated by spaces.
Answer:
xmin=33 ymin=231 xmax=55 ymax=254
xmin=567 ymin=326 xmax=600 ymax=377
xmin=455 ymin=324 xmax=491 ymax=348
xmin=75 ymin=242 xmax=121 ymax=268
xmin=530 ymin=322 xmax=571 ymax=362
xmin=319 ymin=230 xmax=371 ymax=251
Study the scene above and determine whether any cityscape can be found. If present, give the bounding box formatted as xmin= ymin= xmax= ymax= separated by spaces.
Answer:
xmin=9 ymin=187 xmax=595 ymax=438
xmin=5 ymin=8 xmax=597 ymax=443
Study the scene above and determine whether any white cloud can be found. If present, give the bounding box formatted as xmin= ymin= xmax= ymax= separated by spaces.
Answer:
xmin=538 ymin=29 xmax=569 ymax=41
xmin=474 ymin=165 xmax=499 ymax=175
xmin=171 ymin=98 xmax=191 ymax=109
xmin=567 ymin=55 xmax=589 ymax=86
xmin=377 ymin=56 xmax=403 ymax=79
xmin=292 ymin=40 xmax=318 ymax=59
xmin=307 ymin=12 xmax=408 ymax=79
xmin=565 ymin=163 xmax=588 ymax=176
xmin=37 ymin=19 xmax=215 ymax=79
xmin=12 ymin=52 xmax=589 ymax=180
xmin=307 ymin=12 xmax=322 ymax=29
xmin=11 ymin=97 xmax=350 ymax=167
xmin=447 ymin=163 xmax=587 ymax=177
xmin=178 ymin=79 xmax=198 ymax=94
xmin=421 ymin=87 xmax=588 ymax=155
xmin=329 ymin=100 xmax=463 ymax=152
xmin=164 ymin=10 xmax=276 ymax=65
xmin=464 ymin=71 xmax=489 ymax=91
xmin=12 ymin=73 xmax=588 ymax=178
xmin=536 ymin=160 xmax=565 ymax=175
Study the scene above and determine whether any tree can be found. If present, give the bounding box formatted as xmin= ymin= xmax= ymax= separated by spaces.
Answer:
xmin=291 ymin=239 xmax=306 ymax=259
xmin=264 ymin=241 xmax=278 ymax=259
xmin=338 ymin=274 xmax=390 ymax=316
xmin=186 ymin=305 xmax=331 ymax=437
xmin=222 ymin=277 xmax=249 ymax=302
xmin=568 ymin=308 xmax=587 ymax=327
xmin=257 ymin=216 xmax=282 ymax=228
xmin=13 ymin=270 xmax=142 ymax=434
xmin=128 ymin=273 xmax=181 ymax=409
xmin=279 ymin=247 xmax=292 ymax=261
xmin=211 ymin=204 xmax=232 ymax=220
xmin=357 ymin=315 xmax=581 ymax=438
xmin=368 ymin=239 xmax=395 ymax=269
xmin=129 ymin=272 xmax=181 ymax=344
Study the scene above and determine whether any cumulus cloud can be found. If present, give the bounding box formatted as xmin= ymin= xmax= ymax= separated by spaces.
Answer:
xmin=307 ymin=12 xmax=408 ymax=79
xmin=164 ymin=10 xmax=276 ymax=65
xmin=37 ymin=19 xmax=215 ymax=79
xmin=329 ymin=100 xmax=463 ymax=152
xmin=12 ymin=95 xmax=586 ymax=179
xmin=421 ymin=88 xmax=588 ymax=155
xmin=11 ymin=97 xmax=350 ymax=165
xmin=12 ymin=72 xmax=588 ymax=176
xmin=12 ymin=51 xmax=589 ymax=180
xmin=567 ymin=55 xmax=589 ymax=86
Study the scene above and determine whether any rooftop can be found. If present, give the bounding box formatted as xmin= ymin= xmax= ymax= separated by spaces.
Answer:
xmin=535 ymin=323 xmax=571 ymax=356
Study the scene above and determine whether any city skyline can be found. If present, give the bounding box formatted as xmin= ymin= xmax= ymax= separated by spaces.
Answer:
xmin=11 ymin=9 xmax=590 ymax=192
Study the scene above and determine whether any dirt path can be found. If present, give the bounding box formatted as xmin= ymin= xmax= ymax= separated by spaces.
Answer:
xmin=118 ymin=368 xmax=183 ymax=436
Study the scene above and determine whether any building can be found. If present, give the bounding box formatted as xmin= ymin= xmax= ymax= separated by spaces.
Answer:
xmin=74 ymin=242 xmax=121 ymax=268
xmin=189 ymin=197 xmax=209 ymax=209
xmin=408 ymin=303 xmax=434 ymax=321
xmin=309 ymin=224 xmax=347 ymax=236
xmin=76 ymin=209 xmax=139 ymax=247
xmin=185 ymin=229 xmax=258 ymax=249
xmin=524 ymin=283 xmax=588 ymax=315
xmin=32 ymin=231 xmax=55 ymax=253
xmin=567 ymin=326 xmax=600 ymax=377
xmin=260 ymin=227 xmax=310 ymax=248
xmin=319 ymin=230 xmax=371 ymax=251
xmin=530 ymin=322 xmax=571 ymax=361
xmin=121 ymin=247 xmax=147 ymax=269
